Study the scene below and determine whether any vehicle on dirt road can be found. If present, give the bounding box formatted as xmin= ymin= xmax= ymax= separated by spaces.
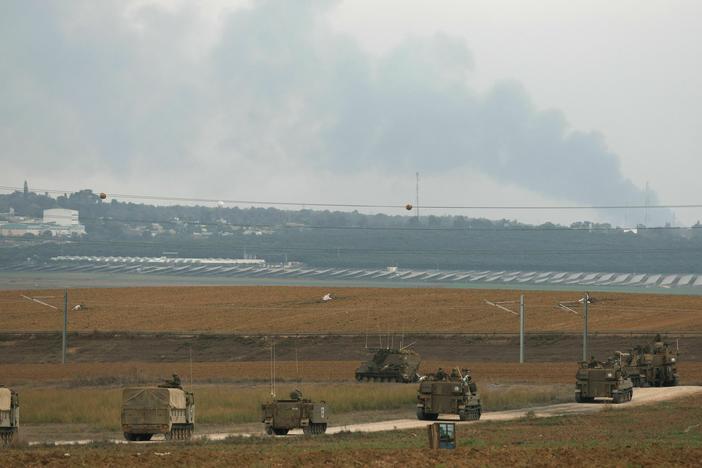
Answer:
xmin=0 ymin=386 xmax=19 ymax=445
xmin=261 ymin=390 xmax=328 ymax=435
xmin=416 ymin=367 xmax=481 ymax=421
xmin=622 ymin=334 xmax=679 ymax=387
xmin=575 ymin=356 xmax=633 ymax=403
xmin=121 ymin=376 xmax=195 ymax=441
xmin=355 ymin=347 xmax=421 ymax=383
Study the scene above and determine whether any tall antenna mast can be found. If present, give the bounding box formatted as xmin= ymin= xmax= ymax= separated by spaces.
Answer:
xmin=644 ymin=181 xmax=650 ymax=226
xmin=189 ymin=344 xmax=193 ymax=391
xmin=416 ymin=172 xmax=420 ymax=222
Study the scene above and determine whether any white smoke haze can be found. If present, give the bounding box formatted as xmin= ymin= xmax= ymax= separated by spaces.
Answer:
xmin=0 ymin=0 xmax=679 ymax=225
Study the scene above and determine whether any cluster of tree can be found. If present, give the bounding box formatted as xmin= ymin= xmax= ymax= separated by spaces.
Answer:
xmin=1 ymin=188 xmax=702 ymax=273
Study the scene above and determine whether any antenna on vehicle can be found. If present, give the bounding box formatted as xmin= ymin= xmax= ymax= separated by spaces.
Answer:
xmin=189 ymin=344 xmax=193 ymax=392
xmin=365 ymin=309 xmax=369 ymax=349
xmin=399 ymin=341 xmax=416 ymax=351
xmin=400 ymin=315 xmax=405 ymax=350
xmin=270 ymin=341 xmax=276 ymax=399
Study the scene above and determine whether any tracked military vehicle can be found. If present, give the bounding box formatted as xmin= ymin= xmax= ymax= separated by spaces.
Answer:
xmin=261 ymin=390 xmax=328 ymax=435
xmin=416 ymin=368 xmax=481 ymax=421
xmin=0 ymin=387 xmax=19 ymax=445
xmin=575 ymin=356 xmax=633 ymax=403
xmin=355 ymin=347 xmax=421 ymax=383
xmin=622 ymin=335 xmax=679 ymax=387
xmin=121 ymin=375 xmax=195 ymax=441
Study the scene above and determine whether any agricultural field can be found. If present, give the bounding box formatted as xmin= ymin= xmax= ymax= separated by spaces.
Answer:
xmin=5 ymin=392 xmax=702 ymax=467
xmin=2 ymin=285 xmax=702 ymax=333
xmin=1 ymin=284 xmax=700 ymax=465
xmin=3 ymin=361 xmax=702 ymax=387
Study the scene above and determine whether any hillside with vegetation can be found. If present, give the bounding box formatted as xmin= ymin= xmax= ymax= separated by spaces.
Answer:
xmin=2 ymin=188 xmax=702 ymax=273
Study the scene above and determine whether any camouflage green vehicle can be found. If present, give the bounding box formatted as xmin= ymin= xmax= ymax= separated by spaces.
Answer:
xmin=355 ymin=348 xmax=421 ymax=383
xmin=622 ymin=335 xmax=679 ymax=387
xmin=121 ymin=376 xmax=195 ymax=441
xmin=261 ymin=390 xmax=328 ymax=435
xmin=575 ymin=356 xmax=633 ymax=403
xmin=416 ymin=368 xmax=481 ymax=421
xmin=0 ymin=387 xmax=19 ymax=445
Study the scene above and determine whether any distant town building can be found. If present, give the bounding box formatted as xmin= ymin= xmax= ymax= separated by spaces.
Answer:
xmin=0 ymin=209 xmax=86 ymax=238
xmin=43 ymin=209 xmax=80 ymax=226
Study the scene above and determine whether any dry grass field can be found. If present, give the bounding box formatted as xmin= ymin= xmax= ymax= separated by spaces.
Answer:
xmin=18 ymin=382 xmax=574 ymax=430
xmin=2 ymin=285 xmax=702 ymax=333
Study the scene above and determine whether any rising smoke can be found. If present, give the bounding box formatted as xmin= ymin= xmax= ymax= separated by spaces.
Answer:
xmin=0 ymin=0 xmax=669 ymax=224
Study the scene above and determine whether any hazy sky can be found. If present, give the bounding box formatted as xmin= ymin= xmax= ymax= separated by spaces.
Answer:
xmin=2 ymin=0 xmax=700 ymax=225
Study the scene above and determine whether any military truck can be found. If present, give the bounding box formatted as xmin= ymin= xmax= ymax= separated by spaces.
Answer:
xmin=355 ymin=347 xmax=421 ymax=383
xmin=622 ymin=335 xmax=679 ymax=387
xmin=0 ymin=387 xmax=19 ymax=445
xmin=416 ymin=368 xmax=481 ymax=421
xmin=121 ymin=377 xmax=195 ymax=441
xmin=575 ymin=356 xmax=633 ymax=403
xmin=261 ymin=390 xmax=328 ymax=435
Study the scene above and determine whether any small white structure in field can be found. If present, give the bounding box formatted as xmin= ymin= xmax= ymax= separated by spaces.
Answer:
xmin=322 ymin=293 xmax=333 ymax=302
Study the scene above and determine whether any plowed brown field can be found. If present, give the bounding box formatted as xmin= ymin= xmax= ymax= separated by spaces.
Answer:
xmin=2 ymin=285 xmax=702 ymax=333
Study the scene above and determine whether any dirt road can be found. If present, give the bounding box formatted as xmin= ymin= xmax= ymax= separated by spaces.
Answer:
xmin=35 ymin=386 xmax=700 ymax=446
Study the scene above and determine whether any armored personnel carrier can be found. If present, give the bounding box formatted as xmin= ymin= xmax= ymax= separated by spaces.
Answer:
xmin=121 ymin=375 xmax=195 ymax=441
xmin=575 ymin=357 xmax=633 ymax=403
xmin=0 ymin=386 xmax=19 ymax=445
xmin=416 ymin=367 xmax=481 ymax=421
xmin=622 ymin=335 xmax=679 ymax=387
xmin=261 ymin=389 xmax=328 ymax=435
xmin=355 ymin=347 xmax=421 ymax=383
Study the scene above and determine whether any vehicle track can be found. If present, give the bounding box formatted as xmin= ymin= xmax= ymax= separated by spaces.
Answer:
xmin=33 ymin=386 xmax=701 ymax=446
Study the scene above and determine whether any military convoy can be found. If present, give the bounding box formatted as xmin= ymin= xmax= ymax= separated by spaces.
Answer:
xmin=621 ymin=335 xmax=679 ymax=387
xmin=416 ymin=368 xmax=481 ymax=421
xmin=575 ymin=355 xmax=634 ymax=403
xmin=261 ymin=390 xmax=328 ymax=435
xmin=0 ymin=386 xmax=19 ymax=445
xmin=121 ymin=375 xmax=195 ymax=441
xmin=355 ymin=347 xmax=421 ymax=383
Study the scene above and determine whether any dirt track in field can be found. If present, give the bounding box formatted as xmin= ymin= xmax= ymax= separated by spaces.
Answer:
xmin=280 ymin=386 xmax=702 ymax=438
xmin=34 ymin=386 xmax=702 ymax=446
xmin=2 ymin=285 xmax=702 ymax=333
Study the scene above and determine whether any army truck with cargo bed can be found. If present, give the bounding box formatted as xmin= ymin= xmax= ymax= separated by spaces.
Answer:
xmin=355 ymin=347 xmax=421 ymax=383
xmin=575 ymin=356 xmax=633 ymax=403
xmin=622 ymin=334 xmax=679 ymax=387
xmin=262 ymin=389 xmax=328 ymax=435
xmin=416 ymin=368 xmax=481 ymax=421
xmin=121 ymin=377 xmax=195 ymax=441
xmin=0 ymin=386 xmax=19 ymax=445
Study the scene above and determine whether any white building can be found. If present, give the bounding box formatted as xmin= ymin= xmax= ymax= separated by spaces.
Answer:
xmin=43 ymin=209 xmax=80 ymax=226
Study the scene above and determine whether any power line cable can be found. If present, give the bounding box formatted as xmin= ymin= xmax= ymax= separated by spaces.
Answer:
xmin=3 ymin=184 xmax=702 ymax=211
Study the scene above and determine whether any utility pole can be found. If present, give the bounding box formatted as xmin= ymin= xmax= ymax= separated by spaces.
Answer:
xmin=557 ymin=292 xmax=592 ymax=362
xmin=485 ymin=296 xmax=525 ymax=363
xmin=415 ymin=172 xmax=420 ymax=222
xmin=62 ymin=289 xmax=68 ymax=364
xmin=583 ymin=293 xmax=589 ymax=361
xmin=519 ymin=294 xmax=525 ymax=364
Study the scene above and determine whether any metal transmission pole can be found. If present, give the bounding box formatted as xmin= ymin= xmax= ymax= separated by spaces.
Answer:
xmin=557 ymin=292 xmax=592 ymax=362
xmin=583 ymin=293 xmax=589 ymax=361
xmin=415 ymin=172 xmax=420 ymax=222
xmin=485 ymin=295 xmax=525 ymax=363
xmin=62 ymin=289 xmax=68 ymax=364
xmin=519 ymin=294 xmax=525 ymax=364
